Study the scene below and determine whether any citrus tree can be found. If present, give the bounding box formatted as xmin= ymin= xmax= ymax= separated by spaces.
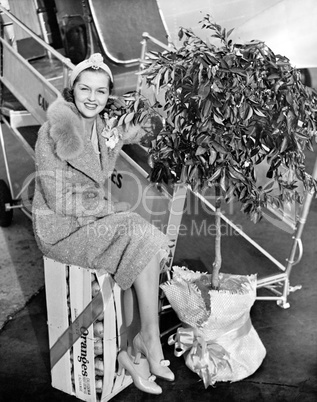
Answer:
xmin=110 ymin=15 xmax=317 ymax=288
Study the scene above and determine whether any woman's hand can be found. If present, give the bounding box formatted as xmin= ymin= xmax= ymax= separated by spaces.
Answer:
xmin=114 ymin=201 xmax=131 ymax=213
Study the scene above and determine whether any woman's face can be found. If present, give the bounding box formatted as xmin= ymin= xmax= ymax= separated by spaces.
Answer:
xmin=73 ymin=70 xmax=111 ymax=119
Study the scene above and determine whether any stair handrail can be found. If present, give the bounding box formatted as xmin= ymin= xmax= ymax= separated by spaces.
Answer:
xmin=141 ymin=32 xmax=171 ymax=52
xmin=138 ymin=31 xmax=174 ymax=93
xmin=0 ymin=5 xmax=75 ymax=86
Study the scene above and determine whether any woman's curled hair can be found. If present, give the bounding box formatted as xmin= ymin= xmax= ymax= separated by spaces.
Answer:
xmin=62 ymin=87 xmax=75 ymax=103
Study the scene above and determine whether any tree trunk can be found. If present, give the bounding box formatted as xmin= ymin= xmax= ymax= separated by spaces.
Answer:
xmin=211 ymin=186 xmax=222 ymax=289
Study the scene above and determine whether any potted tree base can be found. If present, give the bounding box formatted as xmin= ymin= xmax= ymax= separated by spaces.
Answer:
xmin=161 ymin=267 xmax=266 ymax=387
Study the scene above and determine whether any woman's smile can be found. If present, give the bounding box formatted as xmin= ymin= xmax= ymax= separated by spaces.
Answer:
xmin=84 ymin=102 xmax=98 ymax=110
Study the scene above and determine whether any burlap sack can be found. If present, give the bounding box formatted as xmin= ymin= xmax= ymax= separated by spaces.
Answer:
xmin=161 ymin=266 xmax=266 ymax=388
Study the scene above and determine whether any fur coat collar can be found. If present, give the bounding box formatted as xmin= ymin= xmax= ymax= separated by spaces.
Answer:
xmin=46 ymin=97 xmax=117 ymax=183
xmin=46 ymin=97 xmax=103 ymax=161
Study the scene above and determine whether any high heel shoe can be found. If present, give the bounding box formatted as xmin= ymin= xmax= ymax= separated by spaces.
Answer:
xmin=117 ymin=350 xmax=162 ymax=395
xmin=133 ymin=333 xmax=175 ymax=382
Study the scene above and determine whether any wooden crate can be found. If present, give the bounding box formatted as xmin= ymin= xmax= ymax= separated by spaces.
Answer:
xmin=44 ymin=257 xmax=133 ymax=401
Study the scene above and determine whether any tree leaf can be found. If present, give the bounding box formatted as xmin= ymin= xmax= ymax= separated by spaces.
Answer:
xmin=118 ymin=113 xmax=127 ymax=126
xmin=209 ymin=149 xmax=217 ymax=165
xmin=198 ymin=83 xmax=210 ymax=99
xmin=213 ymin=113 xmax=224 ymax=125
xmin=254 ymin=108 xmax=266 ymax=117
xmin=133 ymin=97 xmax=140 ymax=112
xmin=245 ymin=105 xmax=253 ymax=121
xmin=230 ymin=67 xmax=247 ymax=77
xmin=211 ymin=140 xmax=226 ymax=153
xmin=124 ymin=112 xmax=135 ymax=124
xmin=195 ymin=146 xmax=207 ymax=156
xmin=208 ymin=168 xmax=221 ymax=182
xmin=227 ymin=27 xmax=235 ymax=38
xmin=228 ymin=166 xmax=246 ymax=182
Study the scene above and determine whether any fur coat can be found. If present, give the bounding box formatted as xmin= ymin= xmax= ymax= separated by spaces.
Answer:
xmin=32 ymin=97 xmax=168 ymax=290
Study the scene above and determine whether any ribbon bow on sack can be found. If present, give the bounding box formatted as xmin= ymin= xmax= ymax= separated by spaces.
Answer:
xmin=168 ymin=327 xmax=232 ymax=388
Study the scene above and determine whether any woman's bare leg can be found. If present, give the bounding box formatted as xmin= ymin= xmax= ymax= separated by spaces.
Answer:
xmin=123 ymin=287 xmax=140 ymax=352
xmin=132 ymin=252 xmax=164 ymax=362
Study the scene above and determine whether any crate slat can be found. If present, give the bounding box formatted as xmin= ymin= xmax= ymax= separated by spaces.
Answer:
xmin=44 ymin=258 xmax=133 ymax=401
xmin=70 ymin=265 xmax=96 ymax=401
xmin=44 ymin=257 xmax=73 ymax=395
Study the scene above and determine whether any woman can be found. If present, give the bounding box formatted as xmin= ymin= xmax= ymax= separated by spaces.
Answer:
xmin=32 ymin=53 xmax=174 ymax=394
